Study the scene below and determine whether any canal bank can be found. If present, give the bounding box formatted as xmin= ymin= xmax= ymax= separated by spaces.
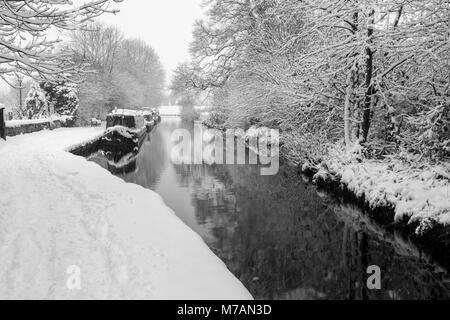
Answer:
xmin=201 ymin=120 xmax=450 ymax=276
xmin=90 ymin=117 xmax=450 ymax=299
xmin=0 ymin=127 xmax=252 ymax=299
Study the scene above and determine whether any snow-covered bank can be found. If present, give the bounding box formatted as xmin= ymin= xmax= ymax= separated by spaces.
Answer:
xmin=0 ymin=128 xmax=252 ymax=300
xmin=303 ymin=143 xmax=450 ymax=235
xmin=210 ymin=123 xmax=450 ymax=236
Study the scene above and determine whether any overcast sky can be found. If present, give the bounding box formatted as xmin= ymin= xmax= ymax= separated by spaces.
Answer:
xmin=100 ymin=0 xmax=205 ymax=81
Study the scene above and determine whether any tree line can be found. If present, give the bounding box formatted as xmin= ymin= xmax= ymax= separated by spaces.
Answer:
xmin=0 ymin=1 xmax=165 ymax=125
xmin=69 ymin=23 xmax=166 ymax=124
xmin=176 ymin=0 xmax=449 ymax=162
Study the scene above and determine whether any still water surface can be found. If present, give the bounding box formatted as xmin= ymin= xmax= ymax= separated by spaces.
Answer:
xmin=90 ymin=117 xmax=450 ymax=300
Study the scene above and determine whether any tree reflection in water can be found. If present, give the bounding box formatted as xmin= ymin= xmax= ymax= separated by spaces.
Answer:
xmin=94 ymin=118 xmax=450 ymax=300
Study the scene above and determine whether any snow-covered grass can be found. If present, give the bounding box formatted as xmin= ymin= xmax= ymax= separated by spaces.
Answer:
xmin=307 ymin=142 xmax=450 ymax=235
xmin=0 ymin=128 xmax=252 ymax=300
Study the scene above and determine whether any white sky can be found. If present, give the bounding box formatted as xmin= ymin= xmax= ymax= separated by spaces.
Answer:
xmin=100 ymin=0 xmax=205 ymax=80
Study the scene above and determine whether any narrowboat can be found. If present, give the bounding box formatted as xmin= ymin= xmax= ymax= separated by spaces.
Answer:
xmin=103 ymin=109 xmax=149 ymax=155
xmin=143 ymin=108 xmax=162 ymax=124
xmin=70 ymin=109 xmax=158 ymax=163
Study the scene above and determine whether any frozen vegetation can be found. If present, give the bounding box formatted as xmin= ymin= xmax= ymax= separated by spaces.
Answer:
xmin=305 ymin=143 xmax=450 ymax=235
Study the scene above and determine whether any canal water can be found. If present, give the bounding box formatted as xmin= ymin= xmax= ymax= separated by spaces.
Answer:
xmin=90 ymin=117 xmax=450 ymax=300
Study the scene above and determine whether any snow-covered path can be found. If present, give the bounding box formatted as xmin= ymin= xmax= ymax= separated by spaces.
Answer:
xmin=0 ymin=128 xmax=252 ymax=300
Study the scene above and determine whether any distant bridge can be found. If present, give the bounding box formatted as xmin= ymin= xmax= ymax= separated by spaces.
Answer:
xmin=158 ymin=106 xmax=181 ymax=116
xmin=158 ymin=106 xmax=212 ymax=117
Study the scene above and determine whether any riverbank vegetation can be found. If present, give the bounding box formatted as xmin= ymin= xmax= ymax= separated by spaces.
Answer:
xmin=170 ymin=63 xmax=201 ymax=122
xmin=176 ymin=0 xmax=449 ymax=233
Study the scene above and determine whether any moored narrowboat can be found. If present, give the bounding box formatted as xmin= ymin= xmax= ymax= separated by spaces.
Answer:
xmin=103 ymin=109 xmax=150 ymax=154
xmin=107 ymin=109 xmax=146 ymax=130
xmin=70 ymin=108 xmax=159 ymax=161
xmin=143 ymin=108 xmax=161 ymax=124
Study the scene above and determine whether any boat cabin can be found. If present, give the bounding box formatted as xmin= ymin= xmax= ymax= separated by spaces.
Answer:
xmin=106 ymin=109 xmax=145 ymax=130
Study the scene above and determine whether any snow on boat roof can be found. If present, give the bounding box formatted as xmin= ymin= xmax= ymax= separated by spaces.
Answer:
xmin=142 ymin=109 xmax=157 ymax=115
xmin=109 ymin=109 xmax=143 ymax=116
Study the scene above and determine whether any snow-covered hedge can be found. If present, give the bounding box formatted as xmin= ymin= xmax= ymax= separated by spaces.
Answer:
xmin=4 ymin=115 xmax=75 ymax=137
xmin=5 ymin=115 xmax=74 ymax=128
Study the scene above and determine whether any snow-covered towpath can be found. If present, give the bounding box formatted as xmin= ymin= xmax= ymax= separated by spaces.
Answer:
xmin=0 ymin=128 xmax=252 ymax=300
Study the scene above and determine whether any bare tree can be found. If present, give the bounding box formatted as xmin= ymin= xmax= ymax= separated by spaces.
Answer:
xmin=69 ymin=23 xmax=166 ymax=123
xmin=70 ymin=22 xmax=123 ymax=73
xmin=191 ymin=0 xmax=449 ymax=159
xmin=0 ymin=0 xmax=122 ymax=85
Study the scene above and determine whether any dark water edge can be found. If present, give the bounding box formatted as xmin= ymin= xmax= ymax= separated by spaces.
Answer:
xmin=88 ymin=118 xmax=450 ymax=300
xmin=310 ymin=173 xmax=450 ymax=276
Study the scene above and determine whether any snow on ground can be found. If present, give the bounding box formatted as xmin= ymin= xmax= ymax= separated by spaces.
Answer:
xmin=0 ymin=128 xmax=252 ymax=300
xmin=313 ymin=143 xmax=450 ymax=234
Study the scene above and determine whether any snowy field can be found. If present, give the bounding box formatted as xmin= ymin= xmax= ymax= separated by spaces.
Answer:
xmin=0 ymin=128 xmax=252 ymax=300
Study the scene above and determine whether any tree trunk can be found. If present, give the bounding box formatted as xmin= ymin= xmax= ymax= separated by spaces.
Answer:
xmin=351 ymin=10 xmax=360 ymax=142
xmin=343 ymin=10 xmax=361 ymax=148
xmin=361 ymin=9 xmax=375 ymax=143
xmin=344 ymin=68 xmax=354 ymax=148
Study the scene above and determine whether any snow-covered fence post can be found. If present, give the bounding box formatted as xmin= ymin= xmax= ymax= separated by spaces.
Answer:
xmin=0 ymin=106 xmax=5 ymax=140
